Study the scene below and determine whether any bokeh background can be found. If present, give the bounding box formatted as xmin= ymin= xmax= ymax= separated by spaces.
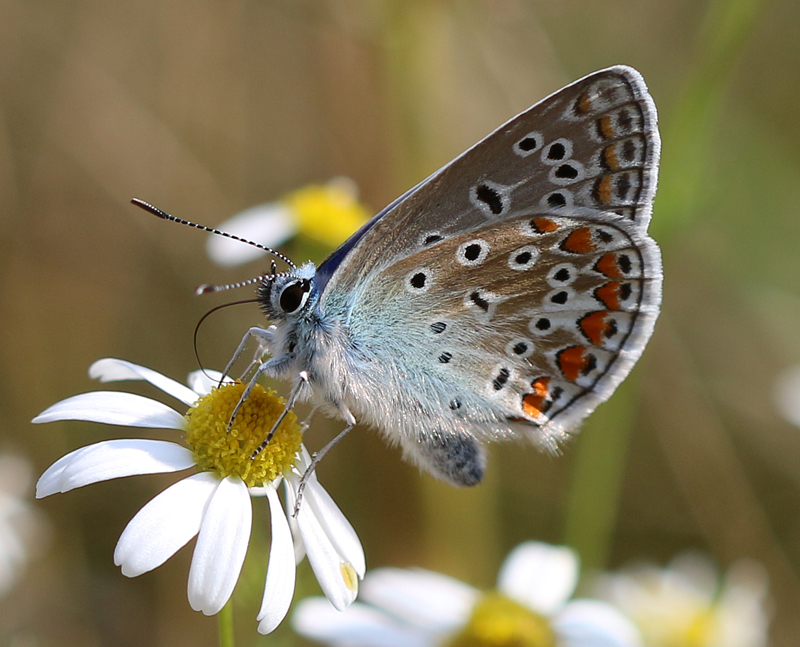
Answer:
xmin=2 ymin=0 xmax=799 ymax=645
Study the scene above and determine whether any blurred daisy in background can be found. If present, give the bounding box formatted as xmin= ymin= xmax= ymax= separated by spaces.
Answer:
xmin=0 ymin=454 xmax=49 ymax=595
xmin=293 ymin=540 xmax=642 ymax=647
xmin=34 ymin=358 xmax=364 ymax=634
xmin=207 ymin=178 xmax=371 ymax=266
xmin=773 ymin=364 xmax=800 ymax=428
xmin=595 ymin=552 xmax=770 ymax=647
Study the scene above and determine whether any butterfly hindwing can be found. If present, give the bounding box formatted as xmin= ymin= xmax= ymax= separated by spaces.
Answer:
xmin=348 ymin=209 xmax=660 ymax=446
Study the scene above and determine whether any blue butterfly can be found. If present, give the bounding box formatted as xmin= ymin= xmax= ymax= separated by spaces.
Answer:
xmin=140 ymin=66 xmax=662 ymax=489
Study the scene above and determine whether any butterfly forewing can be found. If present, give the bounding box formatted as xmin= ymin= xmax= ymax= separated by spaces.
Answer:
xmin=321 ymin=66 xmax=659 ymax=303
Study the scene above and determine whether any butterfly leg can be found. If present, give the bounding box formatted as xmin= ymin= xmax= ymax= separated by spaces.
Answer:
xmin=297 ymin=405 xmax=321 ymax=434
xmin=221 ymin=326 xmax=275 ymax=384
xmin=292 ymin=405 xmax=357 ymax=517
xmin=410 ymin=432 xmax=486 ymax=487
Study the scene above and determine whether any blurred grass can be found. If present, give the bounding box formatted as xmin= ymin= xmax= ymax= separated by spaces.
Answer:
xmin=654 ymin=0 xmax=764 ymax=240
xmin=2 ymin=1 xmax=800 ymax=646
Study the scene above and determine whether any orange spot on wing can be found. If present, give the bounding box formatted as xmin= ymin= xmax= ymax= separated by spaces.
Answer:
xmin=557 ymin=346 xmax=589 ymax=382
xmin=522 ymin=378 xmax=551 ymax=417
xmin=532 ymin=217 xmax=559 ymax=233
xmin=595 ymin=176 xmax=614 ymax=205
xmin=579 ymin=311 xmax=610 ymax=346
xmin=599 ymin=115 xmax=616 ymax=139
xmin=532 ymin=377 xmax=549 ymax=397
xmin=595 ymin=282 xmax=622 ymax=310
xmin=578 ymin=92 xmax=593 ymax=115
xmin=603 ymin=144 xmax=620 ymax=171
xmin=596 ymin=253 xmax=622 ymax=278
xmin=561 ymin=227 xmax=596 ymax=254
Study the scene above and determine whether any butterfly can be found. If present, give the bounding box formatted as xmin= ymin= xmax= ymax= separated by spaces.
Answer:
xmin=141 ymin=66 xmax=662 ymax=488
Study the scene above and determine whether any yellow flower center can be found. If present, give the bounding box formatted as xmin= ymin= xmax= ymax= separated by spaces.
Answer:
xmin=184 ymin=383 xmax=302 ymax=487
xmin=680 ymin=610 xmax=716 ymax=647
xmin=284 ymin=182 xmax=370 ymax=248
xmin=646 ymin=607 xmax=716 ymax=647
xmin=445 ymin=591 xmax=556 ymax=647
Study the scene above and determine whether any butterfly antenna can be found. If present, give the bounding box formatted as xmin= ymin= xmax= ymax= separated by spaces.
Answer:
xmin=196 ymin=275 xmax=269 ymax=295
xmin=195 ymin=262 xmax=294 ymax=295
xmin=131 ymin=198 xmax=296 ymax=270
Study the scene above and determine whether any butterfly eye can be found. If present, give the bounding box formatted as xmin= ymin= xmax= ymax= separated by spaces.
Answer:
xmin=278 ymin=279 xmax=311 ymax=314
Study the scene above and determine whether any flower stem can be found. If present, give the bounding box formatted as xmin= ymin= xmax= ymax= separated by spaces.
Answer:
xmin=562 ymin=378 xmax=635 ymax=571
xmin=218 ymin=601 xmax=235 ymax=647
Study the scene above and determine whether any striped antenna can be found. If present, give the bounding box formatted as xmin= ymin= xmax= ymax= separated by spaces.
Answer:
xmin=194 ymin=260 xmax=291 ymax=295
xmin=131 ymin=198 xmax=296 ymax=270
xmin=195 ymin=272 xmax=293 ymax=295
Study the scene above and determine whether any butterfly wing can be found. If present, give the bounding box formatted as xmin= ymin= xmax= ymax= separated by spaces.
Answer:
xmin=349 ymin=209 xmax=661 ymax=436
xmin=317 ymin=65 xmax=659 ymax=296
xmin=314 ymin=66 xmax=661 ymax=485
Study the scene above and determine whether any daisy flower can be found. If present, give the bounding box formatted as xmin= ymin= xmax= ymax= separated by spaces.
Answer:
xmin=0 ymin=454 xmax=49 ymax=595
xmin=293 ymin=540 xmax=642 ymax=647
xmin=207 ymin=178 xmax=370 ymax=266
xmin=595 ymin=553 xmax=770 ymax=647
xmin=34 ymin=358 xmax=364 ymax=634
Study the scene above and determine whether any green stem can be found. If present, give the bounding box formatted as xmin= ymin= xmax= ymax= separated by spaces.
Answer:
xmin=562 ymin=379 xmax=635 ymax=571
xmin=218 ymin=601 xmax=235 ymax=647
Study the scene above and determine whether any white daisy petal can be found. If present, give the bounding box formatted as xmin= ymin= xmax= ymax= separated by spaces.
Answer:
xmin=497 ymin=541 xmax=579 ymax=615
xmin=596 ymin=555 xmax=771 ymax=647
xmin=283 ymin=480 xmax=306 ymax=565
xmin=287 ymin=478 xmax=357 ymax=611
xmin=206 ymin=202 xmax=297 ymax=266
xmin=293 ymin=598 xmax=436 ymax=647
xmin=774 ymin=364 xmax=800 ymax=427
xmin=114 ymin=472 xmax=218 ymax=576
xmin=554 ymin=599 xmax=643 ymax=647
xmin=669 ymin=552 xmax=719 ymax=594
xmin=186 ymin=370 xmax=232 ymax=397
xmin=257 ymin=483 xmax=296 ymax=634
xmin=188 ymin=476 xmax=252 ymax=615
xmin=292 ymin=524 xmax=306 ymax=565
xmin=303 ymin=476 xmax=365 ymax=577
xmin=362 ymin=568 xmax=478 ymax=634
xmin=36 ymin=440 xmax=194 ymax=497
xmin=32 ymin=392 xmax=186 ymax=429
xmin=291 ymin=448 xmax=359 ymax=570
xmin=89 ymin=358 xmax=199 ymax=406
